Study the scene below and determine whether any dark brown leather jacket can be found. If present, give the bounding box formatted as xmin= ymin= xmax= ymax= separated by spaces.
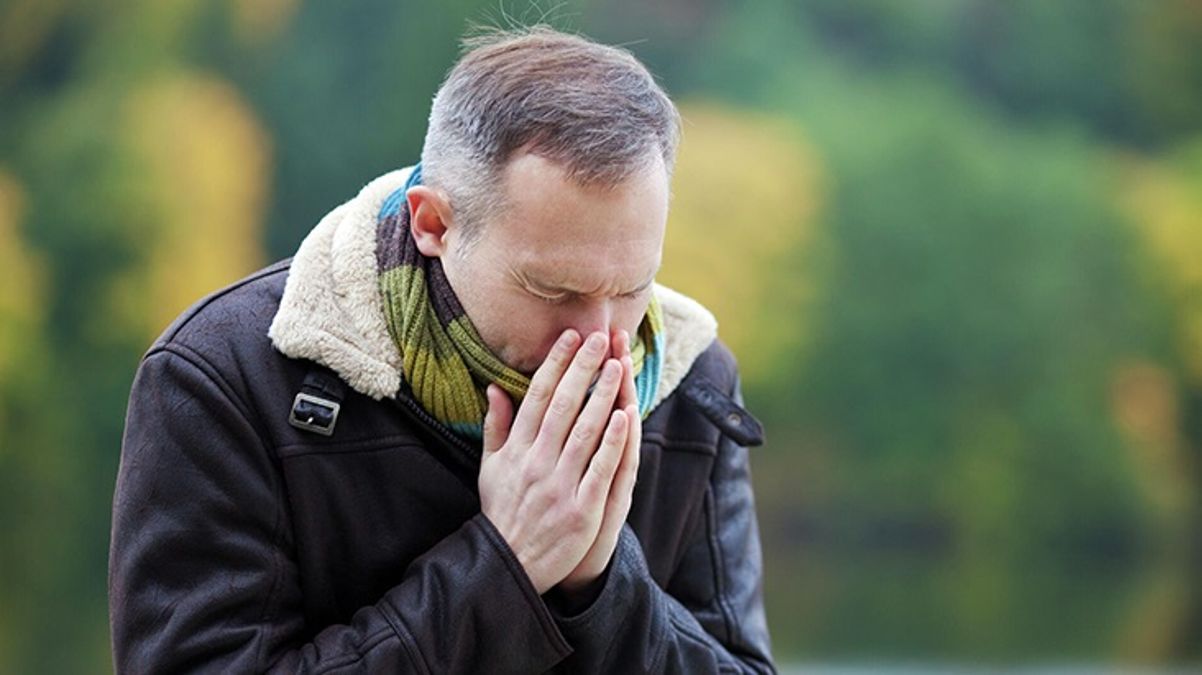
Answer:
xmin=109 ymin=170 xmax=775 ymax=674
xmin=109 ymin=259 xmax=774 ymax=673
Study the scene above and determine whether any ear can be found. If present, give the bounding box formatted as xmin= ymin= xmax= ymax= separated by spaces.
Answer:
xmin=406 ymin=185 xmax=455 ymax=258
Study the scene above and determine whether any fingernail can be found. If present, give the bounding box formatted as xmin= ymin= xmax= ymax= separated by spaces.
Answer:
xmin=603 ymin=359 xmax=620 ymax=381
xmin=560 ymin=329 xmax=580 ymax=347
xmin=586 ymin=332 xmax=606 ymax=352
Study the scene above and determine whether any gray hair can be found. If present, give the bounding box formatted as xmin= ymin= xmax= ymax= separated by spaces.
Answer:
xmin=419 ymin=26 xmax=681 ymax=248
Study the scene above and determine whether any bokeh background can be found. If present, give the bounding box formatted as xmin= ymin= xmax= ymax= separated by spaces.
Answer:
xmin=2 ymin=0 xmax=1201 ymax=672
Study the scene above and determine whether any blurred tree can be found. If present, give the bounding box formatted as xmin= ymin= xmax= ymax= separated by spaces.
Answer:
xmin=659 ymin=101 xmax=823 ymax=389
xmin=1120 ymin=140 xmax=1202 ymax=384
xmin=0 ymin=167 xmax=52 ymax=673
xmin=791 ymin=0 xmax=1202 ymax=149
xmin=789 ymin=74 xmax=1163 ymax=555
xmin=1 ymin=0 xmax=1201 ymax=668
xmin=230 ymin=0 xmax=532 ymax=259
xmin=0 ymin=169 xmax=47 ymax=394
xmin=113 ymin=73 xmax=270 ymax=338
xmin=0 ymin=2 xmax=273 ymax=671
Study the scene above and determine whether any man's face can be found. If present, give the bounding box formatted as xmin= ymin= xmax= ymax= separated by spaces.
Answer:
xmin=439 ymin=151 xmax=669 ymax=375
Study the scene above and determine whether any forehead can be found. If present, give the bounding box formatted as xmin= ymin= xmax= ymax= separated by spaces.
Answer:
xmin=490 ymin=153 xmax=669 ymax=283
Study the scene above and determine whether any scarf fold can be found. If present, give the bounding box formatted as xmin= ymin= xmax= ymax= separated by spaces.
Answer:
xmin=375 ymin=164 xmax=664 ymax=440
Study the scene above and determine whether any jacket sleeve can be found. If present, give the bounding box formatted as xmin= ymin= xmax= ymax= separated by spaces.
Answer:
xmin=109 ymin=347 xmax=572 ymax=674
xmin=546 ymin=379 xmax=776 ymax=674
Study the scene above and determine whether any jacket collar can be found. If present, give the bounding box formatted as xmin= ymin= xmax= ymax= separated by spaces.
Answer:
xmin=268 ymin=167 xmax=718 ymax=411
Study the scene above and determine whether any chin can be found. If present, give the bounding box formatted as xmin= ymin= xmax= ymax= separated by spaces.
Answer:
xmin=499 ymin=349 xmax=539 ymax=377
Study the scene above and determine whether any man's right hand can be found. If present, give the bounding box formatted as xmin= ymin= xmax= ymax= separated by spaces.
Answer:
xmin=478 ymin=329 xmax=629 ymax=595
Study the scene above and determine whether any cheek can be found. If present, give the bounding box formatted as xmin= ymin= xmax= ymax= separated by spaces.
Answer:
xmin=493 ymin=301 xmax=566 ymax=371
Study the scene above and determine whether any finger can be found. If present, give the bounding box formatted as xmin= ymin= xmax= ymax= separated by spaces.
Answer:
xmin=623 ymin=402 xmax=642 ymax=484
xmin=617 ymin=330 xmax=636 ymax=407
xmin=558 ymin=358 xmax=623 ymax=481
xmin=616 ymin=352 xmax=637 ymax=411
xmin=536 ymin=331 xmax=610 ymax=450
xmin=510 ymin=329 xmax=580 ymax=446
xmin=482 ymin=384 xmax=514 ymax=456
xmin=589 ymin=406 xmax=641 ymax=550
xmin=577 ymin=410 xmax=628 ymax=505
xmin=609 ymin=326 xmax=627 ymax=361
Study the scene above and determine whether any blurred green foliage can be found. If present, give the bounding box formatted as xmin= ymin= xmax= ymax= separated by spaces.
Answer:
xmin=1 ymin=0 xmax=1201 ymax=671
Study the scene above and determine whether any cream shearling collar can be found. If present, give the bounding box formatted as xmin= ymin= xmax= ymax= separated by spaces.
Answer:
xmin=268 ymin=167 xmax=718 ymax=411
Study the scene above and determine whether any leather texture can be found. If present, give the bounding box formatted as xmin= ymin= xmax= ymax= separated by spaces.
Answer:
xmin=109 ymin=259 xmax=776 ymax=673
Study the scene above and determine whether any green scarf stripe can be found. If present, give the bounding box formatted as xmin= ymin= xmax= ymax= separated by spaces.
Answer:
xmin=376 ymin=163 xmax=665 ymax=441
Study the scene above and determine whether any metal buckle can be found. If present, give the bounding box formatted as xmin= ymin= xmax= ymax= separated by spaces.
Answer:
xmin=289 ymin=392 xmax=341 ymax=436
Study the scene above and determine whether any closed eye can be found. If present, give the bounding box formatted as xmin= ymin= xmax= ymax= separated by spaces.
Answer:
xmin=530 ymin=289 xmax=569 ymax=305
xmin=528 ymin=285 xmax=650 ymax=305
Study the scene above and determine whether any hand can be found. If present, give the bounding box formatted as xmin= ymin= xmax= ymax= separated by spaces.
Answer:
xmin=558 ymin=328 xmax=641 ymax=594
xmin=479 ymin=329 xmax=631 ymax=594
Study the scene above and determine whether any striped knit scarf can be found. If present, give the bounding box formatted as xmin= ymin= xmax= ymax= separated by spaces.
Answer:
xmin=376 ymin=165 xmax=664 ymax=440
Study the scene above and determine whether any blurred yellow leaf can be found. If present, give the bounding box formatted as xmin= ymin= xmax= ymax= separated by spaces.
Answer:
xmin=0 ymin=168 xmax=48 ymax=441
xmin=661 ymin=101 xmax=824 ymax=386
xmin=1118 ymin=141 xmax=1202 ymax=382
xmin=115 ymin=73 xmax=271 ymax=339
xmin=0 ymin=168 xmax=47 ymax=386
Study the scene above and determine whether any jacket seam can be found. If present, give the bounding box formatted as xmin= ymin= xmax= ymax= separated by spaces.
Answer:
xmin=137 ymin=347 xmax=288 ymax=670
xmin=710 ymin=377 xmax=749 ymax=649
xmin=705 ymin=480 xmax=737 ymax=647
xmin=375 ymin=607 xmax=431 ymax=675
xmin=257 ymin=469 xmax=290 ymax=670
xmin=151 ymin=342 xmax=274 ymax=447
xmin=648 ymin=588 xmax=672 ymax=672
xmin=276 ymin=436 xmax=428 ymax=458
xmin=668 ymin=611 xmax=723 ymax=659
xmin=640 ymin=435 xmax=718 ymax=456
xmin=311 ymin=626 xmax=397 ymax=674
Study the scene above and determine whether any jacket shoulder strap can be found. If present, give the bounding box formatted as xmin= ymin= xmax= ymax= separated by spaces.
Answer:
xmin=680 ymin=374 xmax=765 ymax=447
xmin=288 ymin=366 xmax=347 ymax=436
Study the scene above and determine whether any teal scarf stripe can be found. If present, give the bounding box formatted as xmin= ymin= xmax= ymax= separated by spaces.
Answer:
xmin=636 ymin=332 xmax=663 ymax=415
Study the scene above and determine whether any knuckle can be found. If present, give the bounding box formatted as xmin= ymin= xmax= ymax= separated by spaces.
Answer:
xmin=520 ymin=462 xmax=543 ymax=487
xmin=604 ymin=425 xmax=624 ymax=446
xmin=533 ymin=487 xmax=556 ymax=511
xmin=564 ymin=507 xmax=589 ymax=534
xmin=600 ymin=453 xmax=621 ymax=475
xmin=526 ymin=382 xmax=551 ymax=404
xmin=571 ymin=420 xmax=599 ymax=445
xmin=548 ymin=395 xmax=574 ymax=418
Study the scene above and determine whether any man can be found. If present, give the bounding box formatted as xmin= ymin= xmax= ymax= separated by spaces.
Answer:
xmin=109 ymin=26 xmax=775 ymax=673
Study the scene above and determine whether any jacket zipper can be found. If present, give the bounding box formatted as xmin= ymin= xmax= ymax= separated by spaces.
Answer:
xmin=391 ymin=385 xmax=483 ymax=473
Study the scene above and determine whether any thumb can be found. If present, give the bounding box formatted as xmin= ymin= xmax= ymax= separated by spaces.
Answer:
xmin=482 ymin=384 xmax=514 ymax=455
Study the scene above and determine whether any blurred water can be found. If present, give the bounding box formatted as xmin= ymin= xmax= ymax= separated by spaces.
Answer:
xmin=762 ymin=544 xmax=1201 ymax=667
xmin=781 ymin=665 xmax=1202 ymax=675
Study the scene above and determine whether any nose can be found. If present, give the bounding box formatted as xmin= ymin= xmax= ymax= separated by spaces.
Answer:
xmin=565 ymin=298 xmax=613 ymax=345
